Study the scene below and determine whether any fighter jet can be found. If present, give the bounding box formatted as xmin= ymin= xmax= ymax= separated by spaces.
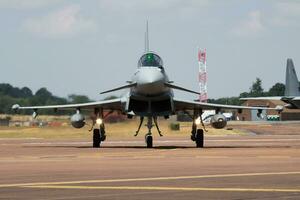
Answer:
xmin=12 ymin=25 xmax=279 ymax=148
xmin=241 ymin=58 xmax=300 ymax=109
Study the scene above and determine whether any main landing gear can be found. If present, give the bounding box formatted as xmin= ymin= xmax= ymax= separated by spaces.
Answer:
xmin=92 ymin=108 xmax=107 ymax=148
xmin=135 ymin=116 xmax=162 ymax=148
xmin=190 ymin=110 xmax=206 ymax=148
xmin=93 ymin=125 xmax=106 ymax=148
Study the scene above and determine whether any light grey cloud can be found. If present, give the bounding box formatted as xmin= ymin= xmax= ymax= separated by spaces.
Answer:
xmin=99 ymin=0 xmax=210 ymax=11
xmin=231 ymin=10 xmax=266 ymax=37
xmin=270 ymin=1 xmax=300 ymax=27
xmin=98 ymin=0 xmax=210 ymax=20
xmin=21 ymin=4 xmax=97 ymax=38
xmin=0 ymin=0 xmax=63 ymax=9
xmin=276 ymin=1 xmax=300 ymax=16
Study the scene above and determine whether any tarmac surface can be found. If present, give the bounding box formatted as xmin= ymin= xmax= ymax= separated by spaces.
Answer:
xmin=0 ymin=123 xmax=300 ymax=199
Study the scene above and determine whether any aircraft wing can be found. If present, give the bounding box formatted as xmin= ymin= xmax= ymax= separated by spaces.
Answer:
xmin=12 ymin=98 xmax=125 ymax=112
xmin=173 ymin=98 xmax=280 ymax=112
xmin=240 ymin=96 xmax=299 ymax=108
xmin=240 ymin=96 xmax=300 ymax=102
xmin=292 ymin=97 xmax=300 ymax=100
xmin=240 ymin=97 xmax=282 ymax=101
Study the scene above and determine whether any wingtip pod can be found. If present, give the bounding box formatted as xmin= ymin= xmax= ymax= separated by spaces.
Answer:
xmin=12 ymin=104 xmax=20 ymax=111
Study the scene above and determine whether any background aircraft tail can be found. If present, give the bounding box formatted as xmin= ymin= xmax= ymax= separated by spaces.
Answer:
xmin=285 ymin=58 xmax=300 ymax=96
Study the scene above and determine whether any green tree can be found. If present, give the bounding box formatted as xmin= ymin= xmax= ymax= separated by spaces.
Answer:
xmin=34 ymin=87 xmax=53 ymax=105
xmin=20 ymin=87 xmax=33 ymax=98
xmin=0 ymin=95 xmax=14 ymax=113
xmin=0 ymin=83 xmax=25 ymax=98
xmin=208 ymin=97 xmax=241 ymax=105
xmin=35 ymin=87 xmax=52 ymax=98
xmin=239 ymin=92 xmax=250 ymax=98
xmin=268 ymin=83 xmax=285 ymax=96
xmin=68 ymin=94 xmax=91 ymax=104
xmin=249 ymin=78 xmax=264 ymax=97
xmin=104 ymin=95 xmax=118 ymax=100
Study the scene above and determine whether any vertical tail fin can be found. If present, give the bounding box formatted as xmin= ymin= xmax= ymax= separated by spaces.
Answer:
xmin=285 ymin=58 xmax=300 ymax=96
xmin=144 ymin=21 xmax=149 ymax=53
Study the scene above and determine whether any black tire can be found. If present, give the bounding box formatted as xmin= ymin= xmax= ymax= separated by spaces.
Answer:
xmin=146 ymin=135 xmax=153 ymax=148
xmin=195 ymin=129 xmax=204 ymax=148
xmin=93 ymin=129 xmax=101 ymax=148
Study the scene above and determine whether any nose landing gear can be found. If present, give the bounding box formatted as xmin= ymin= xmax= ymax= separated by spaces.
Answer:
xmin=135 ymin=116 xmax=162 ymax=148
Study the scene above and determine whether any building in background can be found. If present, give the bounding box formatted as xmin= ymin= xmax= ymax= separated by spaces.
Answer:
xmin=0 ymin=116 xmax=10 ymax=126
xmin=239 ymin=99 xmax=300 ymax=121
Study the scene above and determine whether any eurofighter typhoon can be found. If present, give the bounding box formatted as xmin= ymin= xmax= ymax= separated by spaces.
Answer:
xmin=12 ymin=24 xmax=279 ymax=148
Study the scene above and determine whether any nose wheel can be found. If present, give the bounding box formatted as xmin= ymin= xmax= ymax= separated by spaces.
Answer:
xmin=145 ymin=133 xmax=153 ymax=148
xmin=145 ymin=117 xmax=153 ymax=148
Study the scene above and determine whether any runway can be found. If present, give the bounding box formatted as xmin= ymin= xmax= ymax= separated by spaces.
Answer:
xmin=0 ymin=127 xmax=300 ymax=199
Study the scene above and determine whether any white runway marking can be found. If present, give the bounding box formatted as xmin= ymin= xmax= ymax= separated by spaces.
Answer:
xmin=23 ymin=185 xmax=300 ymax=193
xmin=0 ymin=171 xmax=300 ymax=188
xmin=0 ymin=138 xmax=40 ymax=140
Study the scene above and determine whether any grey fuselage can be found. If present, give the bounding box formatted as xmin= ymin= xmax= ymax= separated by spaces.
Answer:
xmin=125 ymin=52 xmax=174 ymax=117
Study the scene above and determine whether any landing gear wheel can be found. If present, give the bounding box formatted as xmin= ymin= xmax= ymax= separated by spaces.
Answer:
xmin=195 ymin=129 xmax=204 ymax=148
xmin=145 ymin=134 xmax=153 ymax=148
xmin=93 ymin=129 xmax=101 ymax=148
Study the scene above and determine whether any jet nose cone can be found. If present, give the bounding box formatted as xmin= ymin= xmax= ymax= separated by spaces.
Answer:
xmin=136 ymin=68 xmax=166 ymax=95
xmin=139 ymin=68 xmax=164 ymax=84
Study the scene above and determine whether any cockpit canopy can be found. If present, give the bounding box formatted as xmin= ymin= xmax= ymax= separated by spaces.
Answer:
xmin=138 ymin=53 xmax=163 ymax=68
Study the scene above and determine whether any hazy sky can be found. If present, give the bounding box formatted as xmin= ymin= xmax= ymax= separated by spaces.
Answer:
xmin=0 ymin=0 xmax=299 ymax=100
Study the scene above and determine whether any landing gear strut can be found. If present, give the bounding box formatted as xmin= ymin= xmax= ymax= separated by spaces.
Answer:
xmin=153 ymin=116 xmax=163 ymax=137
xmin=134 ymin=117 xmax=144 ymax=136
